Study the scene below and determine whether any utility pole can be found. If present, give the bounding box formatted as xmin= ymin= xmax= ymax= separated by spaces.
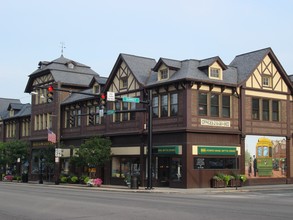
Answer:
xmin=146 ymin=89 xmax=153 ymax=190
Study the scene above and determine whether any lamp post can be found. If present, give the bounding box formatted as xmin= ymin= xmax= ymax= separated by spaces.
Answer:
xmin=235 ymin=150 xmax=238 ymax=190
xmin=39 ymin=153 xmax=44 ymax=184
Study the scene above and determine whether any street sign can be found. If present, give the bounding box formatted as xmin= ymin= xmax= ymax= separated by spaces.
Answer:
xmin=107 ymin=91 xmax=115 ymax=101
xmin=55 ymin=148 xmax=62 ymax=157
xmin=122 ymin=97 xmax=140 ymax=103
xmin=106 ymin=110 xmax=115 ymax=115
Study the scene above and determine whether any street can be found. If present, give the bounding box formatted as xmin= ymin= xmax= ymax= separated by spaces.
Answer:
xmin=0 ymin=182 xmax=293 ymax=220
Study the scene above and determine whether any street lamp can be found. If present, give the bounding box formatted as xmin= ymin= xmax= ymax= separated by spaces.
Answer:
xmin=39 ymin=153 xmax=44 ymax=184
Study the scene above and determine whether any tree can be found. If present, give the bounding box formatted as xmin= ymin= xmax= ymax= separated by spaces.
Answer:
xmin=72 ymin=136 xmax=111 ymax=168
xmin=3 ymin=140 xmax=30 ymax=165
xmin=0 ymin=140 xmax=30 ymax=175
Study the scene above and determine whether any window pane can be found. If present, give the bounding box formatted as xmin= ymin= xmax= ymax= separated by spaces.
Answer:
xmin=161 ymin=95 xmax=168 ymax=117
xmin=153 ymin=96 xmax=158 ymax=118
xmin=262 ymin=99 xmax=269 ymax=121
xmin=222 ymin=95 xmax=230 ymax=118
xmin=272 ymin=100 xmax=279 ymax=121
xmin=170 ymin=93 xmax=178 ymax=116
xmin=252 ymin=98 xmax=259 ymax=120
xmin=198 ymin=93 xmax=207 ymax=116
xmin=210 ymin=94 xmax=219 ymax=117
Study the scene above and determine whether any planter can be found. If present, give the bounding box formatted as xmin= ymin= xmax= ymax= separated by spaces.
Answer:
xmin=228 ymin=179 xmax=243 ymax=187
xmin=211 ymin=179 xmax=226 ymax=188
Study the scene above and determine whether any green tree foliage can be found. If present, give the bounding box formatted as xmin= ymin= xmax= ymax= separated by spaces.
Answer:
xmin=72 ymin=136 xmax=111 ymax=168
xmin=0 ymin=140 xmax=29 ymax=165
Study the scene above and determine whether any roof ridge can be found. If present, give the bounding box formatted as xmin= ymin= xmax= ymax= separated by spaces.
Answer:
xmin=234 ymin=47 xmax=271 ymax=58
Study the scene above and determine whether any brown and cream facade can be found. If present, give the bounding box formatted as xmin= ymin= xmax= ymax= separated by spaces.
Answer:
xmin=1 ymin=47 xmax=293 ymax=188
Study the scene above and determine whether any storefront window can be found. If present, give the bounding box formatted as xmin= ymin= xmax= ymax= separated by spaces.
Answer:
xmin=111 ymin=157 xmax=140 ymax=179
xmin=170 ymin=158 xmax=182 ymax=181
xmin=194 ymin=157 xmax=238 ymax=169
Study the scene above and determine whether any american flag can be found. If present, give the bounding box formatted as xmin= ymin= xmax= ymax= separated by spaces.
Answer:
xmin=47 ymin=129 xmax=57 ymax=144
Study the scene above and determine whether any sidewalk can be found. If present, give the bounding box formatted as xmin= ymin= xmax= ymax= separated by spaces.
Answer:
xmin=25 ymin=181 xmax=293 ymax=194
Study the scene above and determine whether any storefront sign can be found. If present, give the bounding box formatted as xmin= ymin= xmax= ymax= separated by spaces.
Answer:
xmin=198 ymin=146 xmax=237 ymax=156
xmin=200 ymin=119 xmax=230 ymax=127
xmin=153 ymin=145 xmax=181 ymax=155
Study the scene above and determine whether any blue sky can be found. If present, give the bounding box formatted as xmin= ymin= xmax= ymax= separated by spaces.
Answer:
xmin=1 ymin=0 xmax=293 ymax=104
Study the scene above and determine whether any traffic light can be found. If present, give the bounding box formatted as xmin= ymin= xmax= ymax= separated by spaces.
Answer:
xmin=100 ymin=93 xmax=106 ymax=109
xmin=47 ymin=85 xmax=54 ymax=103
xmin=89 ymin=112 xmax=94 ymax=125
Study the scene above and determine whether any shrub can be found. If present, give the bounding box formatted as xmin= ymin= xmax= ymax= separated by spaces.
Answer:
xmin=83 ymin=177 xmax=90 ymax=184
xmin=70 ymin=176 xmax=79 ymax=183
xmin=60 ymin=176 xmax=68 ymax=183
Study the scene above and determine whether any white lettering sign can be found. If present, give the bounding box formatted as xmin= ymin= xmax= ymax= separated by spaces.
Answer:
xmin=200 ymin=119 xmax=231 ymax=127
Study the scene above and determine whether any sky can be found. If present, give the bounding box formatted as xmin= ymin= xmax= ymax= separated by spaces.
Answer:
xmin=1 ymin=0 xmax=293 ymax=105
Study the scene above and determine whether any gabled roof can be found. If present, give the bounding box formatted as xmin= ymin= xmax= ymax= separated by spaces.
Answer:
xmin=7 ymin=103 xmax=23 ymax=111
xmin=152 ymin=58 xmax=181 ymax=71
xmin=104 ymin=53 xmax=156 ymax=90
xmin=229 ymin=48 xmax=271 ymax=84
xmin=25 ymin=55 xmax=100 ymax=93
xmin=198 ymin=56 xmax=227 ymax=70
xmin=0 ymin=98 xmax=21 ymax=120
xmin=146 ymin=58 xmax=237 ymax=87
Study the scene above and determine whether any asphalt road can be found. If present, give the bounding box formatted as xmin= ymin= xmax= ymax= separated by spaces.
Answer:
xmin=0 ymin=182 xmax=292 ymax=220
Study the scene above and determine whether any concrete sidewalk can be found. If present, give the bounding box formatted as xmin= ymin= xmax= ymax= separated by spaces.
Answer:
xmin=25 ymin=181 xmax=293 ymax=194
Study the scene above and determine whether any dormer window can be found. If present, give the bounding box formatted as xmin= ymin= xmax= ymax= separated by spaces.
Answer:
xmin=93 ymin=84 xmax=100 ymax=94
xmin=160 ymin=69 xmax=169 ymax=80
xmin=67 ymin=62 xmax=75 ymax=69
xmin=210 ymin=68 xmax=220 ymax=79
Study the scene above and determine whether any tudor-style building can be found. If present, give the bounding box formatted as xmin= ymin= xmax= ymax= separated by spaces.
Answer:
xmin=59 ymin=47 xmax=293 ymax=188
xmin=1 ymin=47 xmax=293 ymax=188
xmin=23 ymin=55 xmax=107 ymax=180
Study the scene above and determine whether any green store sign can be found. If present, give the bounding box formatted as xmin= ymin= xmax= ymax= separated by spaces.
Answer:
xmin=154 ymin=145 xmax=180 ymax=155
xmin=198 ymin=146 xmax=237 ymax=156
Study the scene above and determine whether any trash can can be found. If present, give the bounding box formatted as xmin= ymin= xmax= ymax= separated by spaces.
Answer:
xmin=130 ymin=176 xmax=138 ymax=189
xmin=22 ymin=173 xmax=28 ymax=183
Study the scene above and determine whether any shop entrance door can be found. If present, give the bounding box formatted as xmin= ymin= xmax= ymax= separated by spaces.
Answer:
xmin=158 ymin=157 xmax=170 ymax=187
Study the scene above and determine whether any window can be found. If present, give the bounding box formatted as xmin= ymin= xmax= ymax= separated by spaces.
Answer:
xmin=210 ymin=68 xmax=220 ymax=78
xmin=120 ymin=77 xmax=128 ymax=89
xmin=160 ymin=69 xmax=168 ymax=80
xmin=111 ymin=157 xmax=140 ymax=179
xmin=115 ymin=102 xmax=121 ymax=122
xmin=272 ymin=100 xmax=279 ymax=121
xmin=93 ymin=84 xmax=100 ymax=94
xmin=198 ymin=93 xmax=207 ymax=116
xmin=262 ymin=99 xmax=269 ymax=121
xmin=152 ymin=93 xmax=178 ymax=118
xmin=252 ymin=98 xmax=280 ymax=122
xmin=170 ymin=93 xmax=178 ymax=116
xmin=210 ymin=94 xmax=219 ymax=117
xmin=122 ymin=102 xmax=128 ymax=121
xmin=161 ymin=94 xmax=168 ymax=117
xmin=222 ymin=95 xmax=230 ymax=118
xmin=153 ymin=96 xmax=159 ymax=118
xmin=252 ymin=98 xmax=260 ymax=120
xmin=262 ymin=76 xmax=271 ymax=87
xmin=194 ymin=157 xmax=238 ymax=169
xmin=130 ymin=102 xmax=136 ymax=120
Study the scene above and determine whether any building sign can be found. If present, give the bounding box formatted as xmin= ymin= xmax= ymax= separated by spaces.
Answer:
xmin=200 ymin=119 xmax=230 ymax=127
xmin=153 ymin=145 xmax=181 ymax=155
xmin=198 ymin=146 xmax=237 ymax=156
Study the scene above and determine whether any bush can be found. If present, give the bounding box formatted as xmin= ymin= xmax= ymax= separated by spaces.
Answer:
xmin=60 ymin=176 xmax=68 ymax=183
xmin=83 ymin=177 xmax=90 ymax=184
xmin=70 ymin=176 xmax=79 ymax=183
